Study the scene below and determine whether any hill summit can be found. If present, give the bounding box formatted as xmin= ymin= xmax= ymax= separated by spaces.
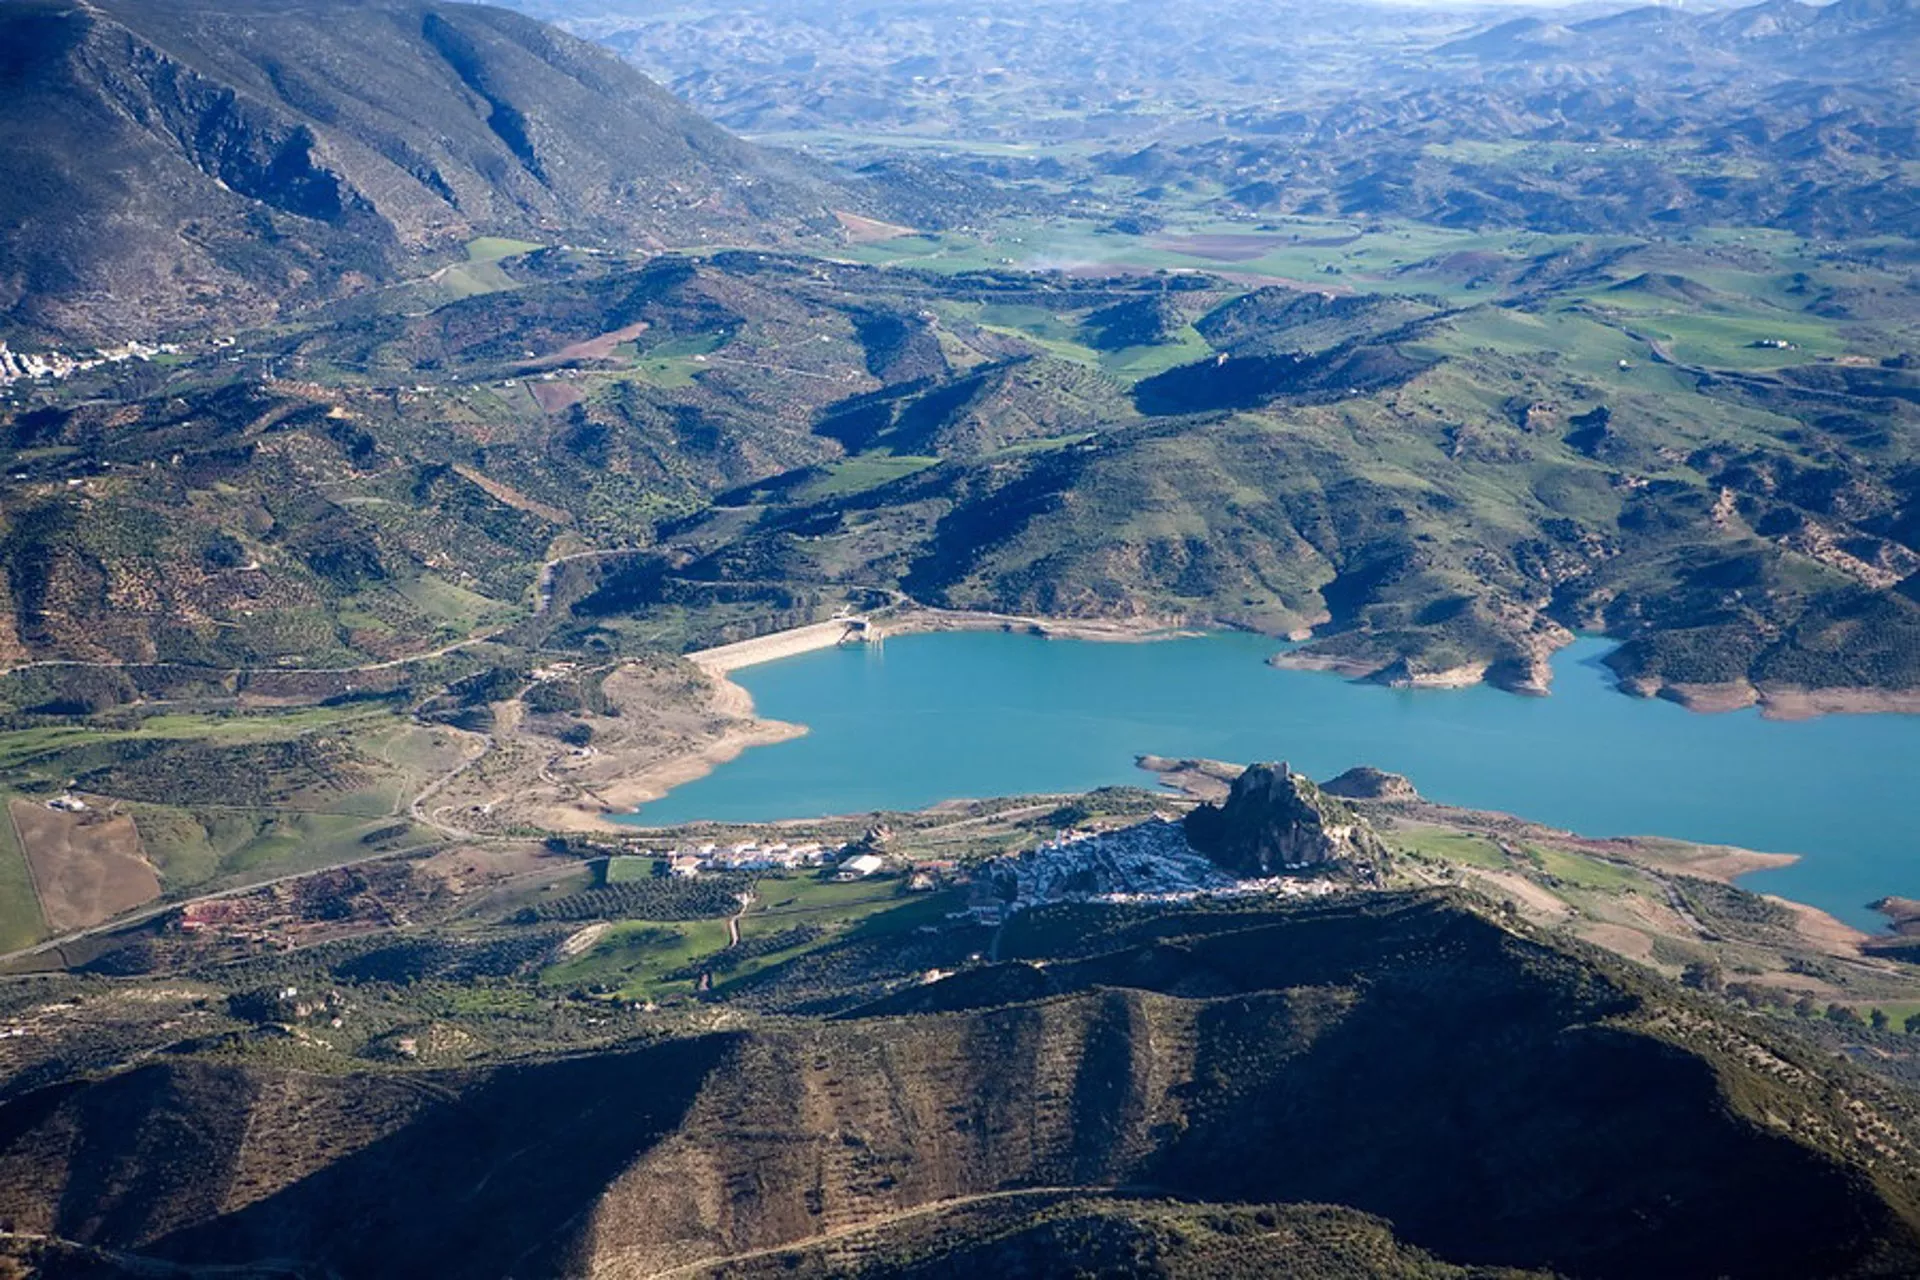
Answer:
xmin=1184 ymin=761 xmax=1390 ymax=881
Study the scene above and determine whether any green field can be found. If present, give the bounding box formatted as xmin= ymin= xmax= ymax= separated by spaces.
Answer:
xmin=1098 ymin=326 xmax=1215 ymax=380
xmin=751 ymin=874 xmax=912 ymax=923
xmin=0 ymin=705 xmax=397 ymax=777
xmin=624 ymin=332 xmax=728 ymax=387
xmin=1388 ymin=828 xmax=1510 ymax=870
xmin=948 ymin=299 xmax=1216 ymax=383
xmin=0 ymin=793 xmax=45 ymax=951
xmin=0 ymin=701 xmax=467 ymax=900
xmin=536 ymin=873 xmax=945 ymax=1000
xmin=465 ymin=236 xmax=545 ymax=264
xmin=130 ymin=806 xmax=432 ymax=892
xmin=540 ymin=918 xmax=733 ymax=998
xmin=1527 ymin=845 xmax=1646 ymax=893
xmin=793 ymin=453 xmax=939 ymax=500
xmin=604 ymin=855 xmax=657 ymax=884
xmin=848 ymin=215 xmax=1611 ymax=301
xmin=1854 ymin=1000 xmax=1920 ymax=1029
xmin=1614 ymin=307 xmax=1845 ymax=370
xmin=391 ymin=574 xmax=519 ymax=636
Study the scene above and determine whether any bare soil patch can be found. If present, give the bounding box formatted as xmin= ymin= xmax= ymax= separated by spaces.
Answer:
xmin=835 ymin=210 xmax=917 ymax=243
xmin=1639 ymin=677 xmax=1920 ymax=719
xmin=525 ymin=320 xmax=650 ymax=370
xmin=1575 ymin=922 xmax=1655 ymax=963
xmin=1613 ymin=887 xmax=1699 ymax=939
xmin=1461 ymin=867 xmax=1571 ymax=923
xmin=10 ymin=799 xmax=161 ymax=932
xmin=1153 ymin=233 xmax=1292 ymax=262
xmin=1747 ymin=969 xmax=1841 ymax=996
xmin=450 ymin=464 xmax=573 ymax=525
xmin=529 ymin=380 xmax=584 ymax=415
xmin=433 ymin=657 xmax=804 ymax=834
xmin=1768 ymin=895 xmax=1870 ymax=959
xmin=1136 ymin=755 xmax=1238 ymax=802
xmin=1755 ymin=685 xmax=1920 ymax=719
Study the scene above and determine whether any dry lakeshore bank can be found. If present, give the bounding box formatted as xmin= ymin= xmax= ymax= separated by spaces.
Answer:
xmin=439 ymin=608 xmax=1192 ymax=836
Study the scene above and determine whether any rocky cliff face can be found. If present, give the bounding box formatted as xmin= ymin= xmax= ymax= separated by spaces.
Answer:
xmin=1183 ymin=761 xmax=1388 ymax=880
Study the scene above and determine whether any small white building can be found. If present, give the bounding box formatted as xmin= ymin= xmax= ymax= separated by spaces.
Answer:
xmin=841 ymin=853 xmax=886 ymax=878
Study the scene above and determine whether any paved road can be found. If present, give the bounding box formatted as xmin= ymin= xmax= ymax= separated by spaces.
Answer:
xmin=0 ymin=839 xmax=452 ymax=970
xmin=0 ymin=724 xmax=495 ymax=969
xmin=0 ymin=627 xmax=506 ymax=682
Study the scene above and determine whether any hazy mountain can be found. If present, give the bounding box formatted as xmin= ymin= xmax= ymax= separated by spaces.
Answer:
xmin=506 ymin=0 xmax=1918 ymax=239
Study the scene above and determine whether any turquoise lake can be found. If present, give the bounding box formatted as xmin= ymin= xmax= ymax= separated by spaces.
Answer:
xmin=630 ymin=631 xmax=1920 ymax=928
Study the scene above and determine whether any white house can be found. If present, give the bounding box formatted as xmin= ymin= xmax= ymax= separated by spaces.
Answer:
xmin=841 ymin=853 xmax=886 ymax=878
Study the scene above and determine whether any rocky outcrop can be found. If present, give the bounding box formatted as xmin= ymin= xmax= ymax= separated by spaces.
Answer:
xmin=1321 ymin=766 xmax=1418 ymax=802
xmin=1183 ymin=762 xmax=1388 ymax=880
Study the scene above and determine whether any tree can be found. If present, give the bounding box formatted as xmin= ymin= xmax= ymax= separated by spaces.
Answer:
xmin=1681 ymin=960 xmax=1724 ymax=994
xmin=1826 ymin=1002 xmax=1862 ymax=1027
xmin=1871 ymin=1008 xmax=1891 ymax=1031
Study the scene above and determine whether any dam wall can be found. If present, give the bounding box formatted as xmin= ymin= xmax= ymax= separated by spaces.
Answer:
xmin=688 ymin=619 xmax=867 ymax=675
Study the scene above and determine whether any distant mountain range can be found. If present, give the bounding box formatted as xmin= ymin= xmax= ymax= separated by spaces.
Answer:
xmin=507 ymin=0 xmax=1917 ymax=238
xmin=1114 ymin=0 xmax=1920 ymax=235
xmin=0 ymin=0 xmax=854 ymax=342
xmin=1439 ymin=0 xmax=1919 ymax=80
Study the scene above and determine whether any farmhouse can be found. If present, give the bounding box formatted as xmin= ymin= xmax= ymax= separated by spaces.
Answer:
xmin=839 ymin=853 xmax=886 ymax=879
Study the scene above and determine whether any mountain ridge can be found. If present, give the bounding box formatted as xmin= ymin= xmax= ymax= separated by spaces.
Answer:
xmin=3 ymin=893 xmax=1919 ymax=1278
xmin=0 ymin=0 xmax=854 ymax=342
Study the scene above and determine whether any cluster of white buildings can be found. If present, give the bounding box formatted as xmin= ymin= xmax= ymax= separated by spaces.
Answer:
xmin=1096 ymin=875 xmax=1344 ymax=908
xmin=0 ymin=338 xmax=179 ymax=388
xmin=965 ymin=817 xmax=1346 ymax=924
xmin=656 ymin=839 xmax=849 ymax=878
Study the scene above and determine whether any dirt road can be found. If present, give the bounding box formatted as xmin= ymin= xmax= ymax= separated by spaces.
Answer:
xmin=644 ymin=1187 xmax=1134 ymax=1279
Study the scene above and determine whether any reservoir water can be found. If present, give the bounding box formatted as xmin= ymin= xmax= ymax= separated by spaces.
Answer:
xmin=630 ymin=631 xmax=1920 ymax=928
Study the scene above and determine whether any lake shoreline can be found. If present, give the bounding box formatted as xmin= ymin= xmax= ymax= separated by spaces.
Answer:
xmin=692 ymin=610 xmax=1920 ymax=720
xmin=616 ymin=627 xmax=1919 ymax=928
xmin=573 ymin=609 xmax=1195 ymax=831
xmin=1621 ymin=677 xmax=1920 ymax=721
xmin=1277 ymin=643 xmax=1920 ymax=720
xmin=577 ymin=674 xmax=808 ymax=822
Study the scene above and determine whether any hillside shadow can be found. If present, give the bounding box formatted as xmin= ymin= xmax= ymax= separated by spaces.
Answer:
xmin=143 ymin=1034 xmax=737 ymax=1278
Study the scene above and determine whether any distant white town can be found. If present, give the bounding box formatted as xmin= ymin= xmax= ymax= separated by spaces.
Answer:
xmin=0 ymin=337 xmax=182 ymax=388
xmin=964 ymin=817 xmax=1344 ymax=925
xmin=630 ymin=815 xmax=1342 ymax=923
